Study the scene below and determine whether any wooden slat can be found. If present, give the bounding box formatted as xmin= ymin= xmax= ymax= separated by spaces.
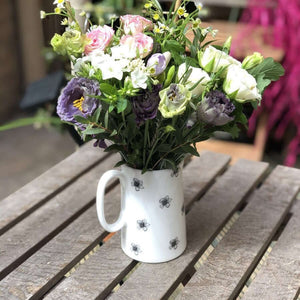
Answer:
xmin=0 ymin=142 xmax=109 ymax=235
xmin=42 ymin=153 xmax=231 ymax=300
xmin=107 ymin=159 xmax=269 ymax=300
xmin=178 ymin=165 xmax=300 ymax=300
xmin=0 ymin=155 xmax=120 ymax=281
xmin=242 ymin=199 xmax=300 ymax=300
xmin=0 ymin=187 xmax=122 ymax=300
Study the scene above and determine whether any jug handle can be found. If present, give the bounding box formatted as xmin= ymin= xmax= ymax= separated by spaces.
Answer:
xmin=96 ymin=170 xmax=126 ymax=232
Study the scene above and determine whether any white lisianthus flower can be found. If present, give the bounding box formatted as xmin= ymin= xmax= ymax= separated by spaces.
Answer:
xmin=177 ymin=63 xmax=210 ymax=97
xmin=198 ymin=45 xmax=241 ymax=74
xmin=223 ymin=65 xmax=261 ymax=102
xmin=131 ymin=68 xmax=148 ymax=89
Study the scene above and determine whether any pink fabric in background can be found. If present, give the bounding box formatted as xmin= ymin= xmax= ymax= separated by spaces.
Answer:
xmin=231 ymin=0 xmax=300 ymax=166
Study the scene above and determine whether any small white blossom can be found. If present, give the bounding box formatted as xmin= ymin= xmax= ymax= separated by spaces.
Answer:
xmin=193 ymin=0 xmax=203 ymax=10
xmin=131 ymin=68 xmax=148 ymax=89
xmin=53 ymin=0 xmax=65 ymax=9
xmin=111 ymin=44 xmax=136 ymax=60
xmin=40 ymin=10 xmax=46 ymax=19
xmin=99 ymin=58 xmax=124 ymax=80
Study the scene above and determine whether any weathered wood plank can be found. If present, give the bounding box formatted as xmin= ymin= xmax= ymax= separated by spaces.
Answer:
xmin=42 ymin=153 xmax=231 ymax=300
xmin=178 ymin=165 xmax=300 ymax=300
xmin=242 ymin=199 xmax=300 ymax=300
xmin=0 ymin=187 xmax=122 ymax=300
xmin=107 ymin=159 xmax=269 ymax=300
xmin=0 ymin=142 xmax=109 ymax=235
xmin=0 ymin=155 xmax=120 ymax=281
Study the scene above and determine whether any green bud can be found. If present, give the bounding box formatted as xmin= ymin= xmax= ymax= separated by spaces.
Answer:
xmin=164 ymin=66 xmax=175 ymax=88
xmin=242 ymin=52 xmax=264 ymax=70
xmin=223 ymin=36 xmax=232 ymax=54
xmin=50 ymin=33 xmax=67 ymax=56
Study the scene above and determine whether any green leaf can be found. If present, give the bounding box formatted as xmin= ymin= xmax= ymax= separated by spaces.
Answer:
xmin=92 ymin=107 xmax=102 ymax=123
xmin=109 ymin=105 xmax=114 ymax=113
xmin=104 ymin=110 xmax=109 ymax=128
xmin=100 ymin=83 xmax=118 ymax=95
xmin=163 ymin=40 xmax=185 ymax=54
xmin=74 ymin=115 xmax=90 ymax=125
xmin=223 ymin=123 xmax=240 ymax=138
xmin=248 ymin=57 xmax=285 ymax=81
xmin=110 ymin=129 xmax=118 ymax=137
xmin=180 ymin=145 xmax=200 ymax=156
xmin=164 ymin=125 xmax=175 ymax=133
xmin=114 ymin=160 xmax=127 ymax=168
xmin=256 ymin=74 xmax=271 ymax=95
xmin=82 ymin=127 xmax=105 ymax=135
xmin=117 ymin=98 xmax=128 ymax=113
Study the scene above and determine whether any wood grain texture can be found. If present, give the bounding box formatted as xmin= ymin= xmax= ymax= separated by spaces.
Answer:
xmin=41 ymin=153 xmax=231 ymax=300
xmin=0 ymin=186 xmax=122 ymax=300
xmin=178 ymin=165 xmax=300 ymax=300
xmin=0 ymin=142 xmax=109 ymax=235
xmin=183 ymin=151 xmax=230 ymax=210
xmin=242 ymin=199 xmax=300 ymax=300
xmin=44 ymin=231 xmax=134 ymax=300
xmin=107 ymin=159 xmax=269 ymax=300
xmin=0 ymin=155 xmax=120 ymax=280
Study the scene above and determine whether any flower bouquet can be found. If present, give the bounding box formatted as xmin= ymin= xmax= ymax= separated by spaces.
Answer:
xmin=41 ymin=0 xmax=284 ymax=263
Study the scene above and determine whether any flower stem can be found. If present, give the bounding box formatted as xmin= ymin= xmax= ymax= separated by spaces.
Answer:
xmin=143 ymin=120 xmax=150 ymax=166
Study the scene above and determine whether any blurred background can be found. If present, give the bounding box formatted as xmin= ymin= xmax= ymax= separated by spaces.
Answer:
xmin=0 ymin=0 xmax=298 ymax=199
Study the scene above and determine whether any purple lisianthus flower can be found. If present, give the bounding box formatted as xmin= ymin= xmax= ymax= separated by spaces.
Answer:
xmin=57 ymin=77 xmax=101 ymax=129
xmin=131 ymin=84 xmax=162 ymax=125
xmin=147 ymin=52 xmax=171 ymax=77
xmin=197 ymin=90 xmax=235 ymax=126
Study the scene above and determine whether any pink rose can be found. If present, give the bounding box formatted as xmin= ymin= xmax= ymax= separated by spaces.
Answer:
xmin=120 ymin=15 xmax=153 ymax=35
xmin=85 ymin=25 xmax=114 ymax=54
xmin=120 ymin=33 xmax=153 ymax=58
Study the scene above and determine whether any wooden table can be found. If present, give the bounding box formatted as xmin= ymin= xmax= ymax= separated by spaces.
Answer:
xmin=0 ymin=142 xmax=300 ymax=300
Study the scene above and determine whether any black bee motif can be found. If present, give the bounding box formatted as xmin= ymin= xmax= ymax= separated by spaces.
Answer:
xmin=131 ymin=243 xmax=141 ymax=255
xmin=169 ymin=238 xmax=179 ymax=250
xmin=137 ymin=219 xmax=150 ymax=231
xmin=159 ymin=196 xmax=172 ymax=208
xmin=181 ymin=204 xmax=185 ymax=216
xmin=131 ymin=178 xmax=144 ymax=191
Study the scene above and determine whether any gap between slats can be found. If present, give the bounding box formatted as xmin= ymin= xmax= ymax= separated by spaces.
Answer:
xmin=0 ymin=152 xmax=112 ymax=237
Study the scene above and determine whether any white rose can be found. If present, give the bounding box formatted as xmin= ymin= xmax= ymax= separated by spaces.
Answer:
xmin=198 ymin=45 xmax=241 ymax=74
xmin=177 ymin=63 xmax=210 ymax=97
xmin=223 ymin=65 xmax=261 ymax=102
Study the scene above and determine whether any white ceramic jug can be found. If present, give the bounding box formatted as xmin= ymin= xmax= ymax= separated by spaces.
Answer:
xmin=96 ymin=165 xmax=187 ymax=263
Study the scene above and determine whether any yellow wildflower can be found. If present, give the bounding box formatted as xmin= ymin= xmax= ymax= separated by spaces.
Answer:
xmin=153 ymin=13 xmax=160 ymax=21
xmin=177 ymin=7 xmax=186 ymax=17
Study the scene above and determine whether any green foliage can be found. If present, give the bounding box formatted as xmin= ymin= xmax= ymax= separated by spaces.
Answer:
xmin=248 ymin=57 xmax=285 ymax=95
